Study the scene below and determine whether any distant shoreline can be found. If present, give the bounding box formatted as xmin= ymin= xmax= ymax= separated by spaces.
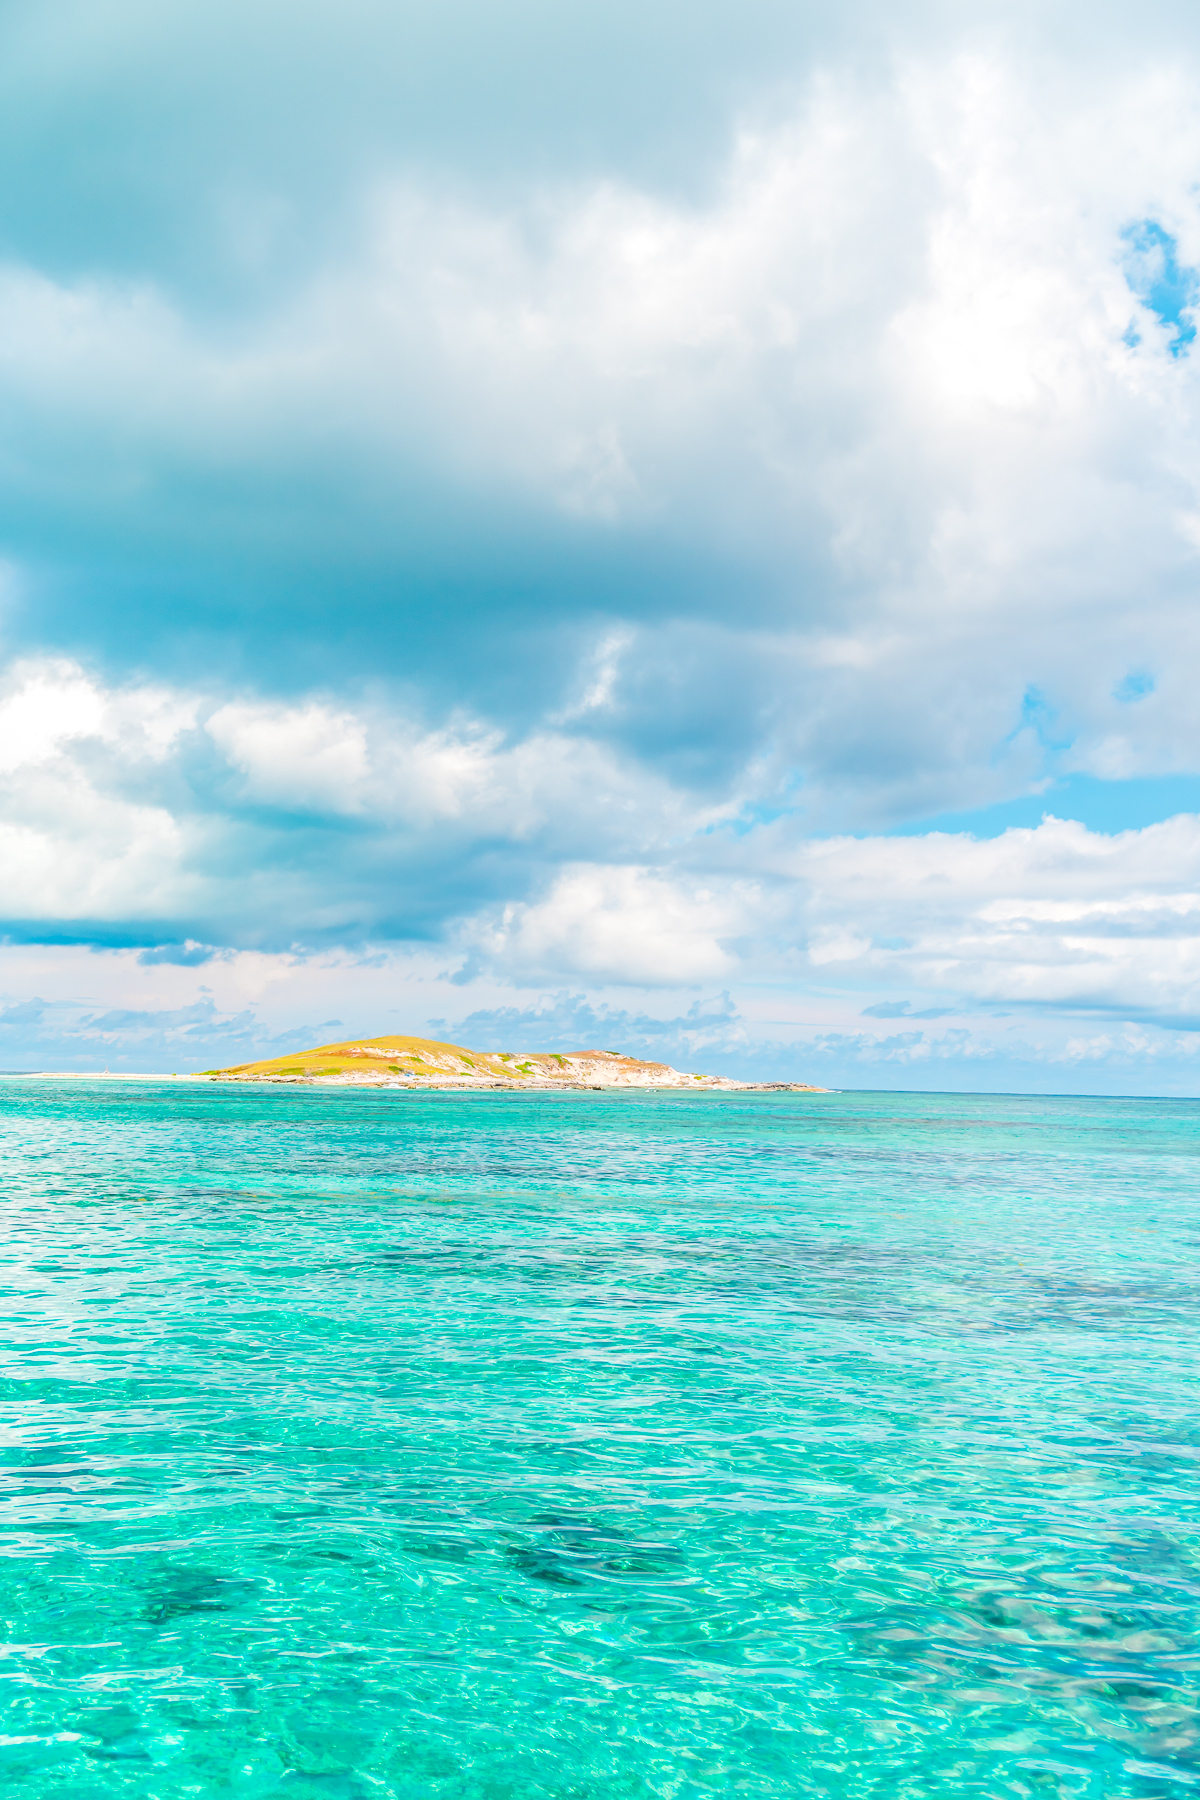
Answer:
xmin=0 ymin=1071 xmax=826 ymax=1093
xmin=0 ymin=1071 xmax=201 ymax=1081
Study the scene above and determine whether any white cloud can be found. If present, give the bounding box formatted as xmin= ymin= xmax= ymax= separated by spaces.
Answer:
xmin=790 ymin=815 xmax=1200 ymax=1018
xmin=0 ymin=658 xmax=723 ymax=933
xmin=3 ymin=657 xmax=1200 ymax=1036
xmin=0 ymin=659 xmax=193 ymax=773
xmin=207 ymin=701 xmax=371 ymax=813
xmin=0 ymin=662 xmax=200 ymax=920
xmin=466 ymin=865 xmax=745 ymax=986
xmin=6 ymin=47 xmax=1200 ymax=831
xmin=0 ymin=664 xmax=105 ymax=771
xmin=0 ymin=51 xmax=1191 ymax=866
xmin=446 ymin=812 xmax=1200 ymax=1019
xmin=807 ymin=930 xmax=873 ymax=966
xmin=0 ymin=804 xmax=187 ymax=919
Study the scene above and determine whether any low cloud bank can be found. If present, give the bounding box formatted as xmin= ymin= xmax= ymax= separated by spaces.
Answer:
xmin=6 ymin=661 xmax=1200 ymax=1030
xmin=2 ymin=954 xmax=1196 ymax=1095
xmin=1 ymin=656 xmax=1200 ymax=1089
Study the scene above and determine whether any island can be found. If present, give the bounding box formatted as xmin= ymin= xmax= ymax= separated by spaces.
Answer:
xmin=201 ymin=1034 xmax=824 ymax=1091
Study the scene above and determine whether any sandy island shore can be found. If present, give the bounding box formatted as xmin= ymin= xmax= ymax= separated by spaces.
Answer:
xmin=2 ymin=1070 xmax=203 ymax=1082
xmin=8 ymin=1070 xmax=825 ymax=1092
xmin=4 ymin=1041 xmax=826 ymax=1092
xmin=197 ymin=1038 xmax=825 ymax=1091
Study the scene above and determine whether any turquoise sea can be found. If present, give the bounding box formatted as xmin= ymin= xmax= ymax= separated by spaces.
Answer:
xmin=1 ymin=1081 xmax=1197 ymax=1799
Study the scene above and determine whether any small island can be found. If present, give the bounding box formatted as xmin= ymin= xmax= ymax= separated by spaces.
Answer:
xmin=202 ymin=1033 xmax=823 ymax=1091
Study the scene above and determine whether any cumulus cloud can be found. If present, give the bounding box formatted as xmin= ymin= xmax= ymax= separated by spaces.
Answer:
xmin=5 ymin=657 xmax=1200 ymax=1045
xmin=464 ymin=866 xmax=744 ymax=986
xmin=790 ymin=817 xmax=1200 ymax=1020
xmin=2 ymin=48 xmax=1200 ymax=826
xmin=0 ymin=658 xmax=725 ymax=939
xmin=450 ymin=814 xmax=1200 ymax=1018
xmin=0 ymin=661 xmax=201 ymax=924
xmin=207 ymin=701 xmax=372 ymax=814
xmin=0 ymin=660 xmax=193 ymax=771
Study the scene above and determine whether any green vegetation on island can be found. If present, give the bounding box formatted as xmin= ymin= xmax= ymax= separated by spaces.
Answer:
xmin=201 ymin=1033 xmax=822 ymax=1091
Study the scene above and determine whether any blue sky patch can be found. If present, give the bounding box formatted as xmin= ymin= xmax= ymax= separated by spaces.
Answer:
xmin=1122 ymin=220 xmax=1199 ymax=355
xmin=1114 ymin=669 xmax=1155 ymax=703
xmin=888 ymin=772 xmax=1200 ymax=839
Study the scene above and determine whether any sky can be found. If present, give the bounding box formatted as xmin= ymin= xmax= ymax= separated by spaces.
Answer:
xmin=4 ymin=0 xmax=1200 ymax=1090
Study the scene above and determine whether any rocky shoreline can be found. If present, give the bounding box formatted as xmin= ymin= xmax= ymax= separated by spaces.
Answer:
xmin=209 ymin=1076 xmax=824 ymax=1092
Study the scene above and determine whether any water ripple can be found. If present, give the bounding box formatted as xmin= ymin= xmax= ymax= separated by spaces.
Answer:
xmin=0 ymin=1082 xmax=1197 ymax=1797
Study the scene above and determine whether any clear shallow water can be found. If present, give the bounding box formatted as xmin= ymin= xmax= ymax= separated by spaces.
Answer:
xmin=0 ymin=1082 xmax=1197 ymax=1800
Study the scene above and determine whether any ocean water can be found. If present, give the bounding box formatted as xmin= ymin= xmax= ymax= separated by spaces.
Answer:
xmin=1 ymin=1081 xmax=1197 ymax=1800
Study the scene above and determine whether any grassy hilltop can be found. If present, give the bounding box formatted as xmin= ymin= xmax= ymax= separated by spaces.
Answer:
xmin=202 ymin=1034 xmax=690 ymax=1086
